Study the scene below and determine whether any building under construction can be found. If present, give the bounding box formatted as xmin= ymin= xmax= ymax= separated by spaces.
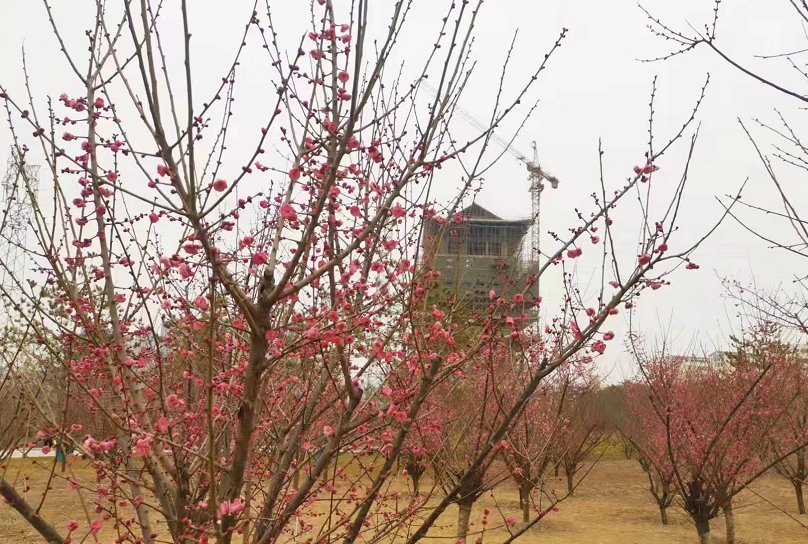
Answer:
xmin=422 ymin=203 xmax=533 ymax=315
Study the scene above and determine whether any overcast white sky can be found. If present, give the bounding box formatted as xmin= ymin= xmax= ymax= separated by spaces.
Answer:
xmin=1 ymin=0 xmax=805 ymax=382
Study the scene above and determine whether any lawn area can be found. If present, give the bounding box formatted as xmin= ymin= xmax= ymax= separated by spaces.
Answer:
xmin=2 ymin=456 xmax=806 ymax=543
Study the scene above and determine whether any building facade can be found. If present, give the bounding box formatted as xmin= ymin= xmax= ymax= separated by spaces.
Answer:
xmin=422 ymin=203 xmax=531 ymax=313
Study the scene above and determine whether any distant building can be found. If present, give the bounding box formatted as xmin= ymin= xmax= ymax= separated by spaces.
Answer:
xmin=670 ymin=351 xmax=731 ymax=374
xmin=667 ymin=354 xmax=709 ymax=371
xmin=422 ymin=203 xmax=532 ymax=314
xmin=708 ymin=351 xmax=732 ymax=367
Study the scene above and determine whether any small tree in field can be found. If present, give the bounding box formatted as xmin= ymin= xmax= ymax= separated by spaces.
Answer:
xmin=503 ymin=371 xmax=569 ymax=524
xmin=630 ymin=340 xmax=795 ymax=544
xmin=766 ymin=353 xmax=808 ymax=514
xmin=637 ymin=453 xmax=676 ymax=525
xmin=731 ymin=322 xmax=808 ymax=515
xmin=0 ymin=1 xmax=718 ymax=543
xmin=428 ymin=338 xmax=535 ymax=542
xmin=622 ymin=381 xmax=677 ymax=525
xmin=556 ymin=379 xmax=604 ymax=496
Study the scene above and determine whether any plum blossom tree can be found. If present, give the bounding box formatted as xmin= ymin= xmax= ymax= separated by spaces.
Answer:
xmin=761 ymin=352 xmax=808 ymax=516
xmin=628 ymin=337 xmax=799 ymax=544
xmin=502 ymin=371 xmax=570 ymax=524
xmin=622 ymin=381 xmax=677 ymax=525
xmin=555 ymin=377 xmax=604 ymax=497
xmin=428 ymin=340 xmax=521 ymax=543
xmin=0 ymin=1 xmax=717 ymax=543
xmin=727 ymin=321 xmax=808 ymax=515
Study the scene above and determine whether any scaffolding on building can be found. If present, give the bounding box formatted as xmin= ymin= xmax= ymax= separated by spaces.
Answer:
xmin=423 ymin=203 xmax=534 ymax=316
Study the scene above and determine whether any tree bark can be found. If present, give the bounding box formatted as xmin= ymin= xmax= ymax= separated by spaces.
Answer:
xmin=456 ymin=502 xmax=473 ymax=544
xmin=411 ymin=473 xmax=421 ymax=496
xmin=566 ymin=470 xmax=575 ymax=496
xmin=0 ymin=479 xmax=65 ymax=544
xmin=659 ymin=505 xmax=669 ymax=525
xmin=243 ymin=480 xmax=252 ymax=542
xmin=695 ymin=516 xmax=711 ymax=544
xmin=795 ymin=480 xmax=806 ymax=515
xmin=723 ymin=501 xmax=736 ymax=544
xmin=518 ymin=483 xmax=533 ymax=523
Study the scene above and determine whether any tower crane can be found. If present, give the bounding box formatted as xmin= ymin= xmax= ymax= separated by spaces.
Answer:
xmin=0 ymin=148 xmax=38 ymax=328
xmin=420 ymin=81 xmax=560 ymax=308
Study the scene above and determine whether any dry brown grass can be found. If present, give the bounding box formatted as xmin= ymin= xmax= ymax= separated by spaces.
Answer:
xmin=2 ymin=455 xmax=807 ymax=543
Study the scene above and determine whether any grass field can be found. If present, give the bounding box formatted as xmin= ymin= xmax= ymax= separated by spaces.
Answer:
xmin=2 ymin=455 xmax=807 ymax=543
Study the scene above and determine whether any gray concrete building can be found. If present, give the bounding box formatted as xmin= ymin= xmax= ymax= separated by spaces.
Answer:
xmin=422 ymin=203 xmax=532 ymax=314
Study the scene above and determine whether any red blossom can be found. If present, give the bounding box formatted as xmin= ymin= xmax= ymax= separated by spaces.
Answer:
xmin=390 ymin=203 xmax=406 ymax=218
xmin=166 ymin=394 xmax=186 ymax=410
xmin=280 ymin=203 xmax=297 ymax=222
xmin=156 ymin=416 xmax=170 ymax=433
xmin=133 ymin=436 xmax=152 ymax=456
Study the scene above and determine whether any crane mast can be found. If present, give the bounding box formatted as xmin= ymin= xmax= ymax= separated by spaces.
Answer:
xmin=0 ymin=148 xmax=38 ymax=328
xmin=523 ymin=141 xmax=558 ymax=322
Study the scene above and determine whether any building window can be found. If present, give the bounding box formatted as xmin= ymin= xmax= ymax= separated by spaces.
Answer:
xmin=467 ymin=225 xmax=503 ymax=256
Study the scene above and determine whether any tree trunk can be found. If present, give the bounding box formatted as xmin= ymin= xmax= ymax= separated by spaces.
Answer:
xmin=125 ymin=455 xmax=155 ymax=544
xmin=659 ymin=505 xmax=669 ymax=525
xmin=554 ymin=462 xmax=560 ymax=477
xmin=795 ymin=480 xmax=806 ymax=515
xmin=456 ymin=502 xmax=473 ymax=544
xmin=519 ymin=484 xmax=531 ymax=523
xmin=566 ymin=470 xmax=575 ymax=496
xmin=243 ymin=480 xmax=252 ymax=542
xmin=723 ymin=501 xmax=736 ymax=544
xmin=695 ymin=516 xmax=711 ymax=544
xmin=623 ymin=442 xmax=633 ymax=459
xmin=411 ymin=473 xmax=421 ymax=496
